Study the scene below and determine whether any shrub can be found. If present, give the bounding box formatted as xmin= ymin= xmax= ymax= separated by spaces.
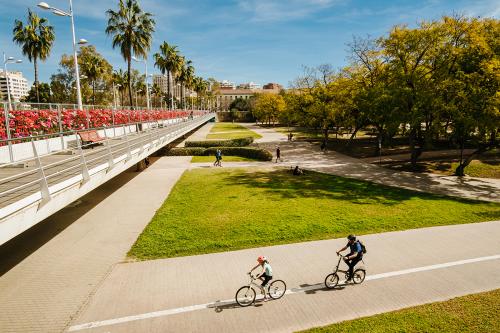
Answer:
xmin=205 ymin=147 xmax=272 ymax=161
xmin=167 ymin=147 xmax=206 ymax=156
xmin=184 ymin=137 xmax=254 ymax=148
xmin=165 ymin=146 xmax=272 ymax=161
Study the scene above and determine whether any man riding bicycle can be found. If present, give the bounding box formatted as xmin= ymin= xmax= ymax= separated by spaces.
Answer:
xmin=249 ymin=256 xmax=273 ymax=301
xmin=336 ymin=235 xmax=363 ymax=283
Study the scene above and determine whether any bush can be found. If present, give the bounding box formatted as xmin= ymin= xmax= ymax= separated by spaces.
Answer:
xmin=167 ymin=147 xmax=206 ymax=156
xmin=184 ymin=137 xmax=254 ymax=148
xmin=206 ymin=147 xmax=273 ymax=161
xmin=165 ymin=146 xmax=272 ymax=161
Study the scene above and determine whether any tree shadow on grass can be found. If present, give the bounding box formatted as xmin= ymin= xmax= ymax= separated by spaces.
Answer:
xmin=221 ymin=169 xmax=485 ymax=206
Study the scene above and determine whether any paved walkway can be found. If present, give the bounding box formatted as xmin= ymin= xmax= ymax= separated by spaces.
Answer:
xmin=236 ymin=124 xmax=500 ymax=202
xmin=178 ymin=122 xmax=214 ymax=146
xmin=0 ymin=156 xmax=191 ymax=333
xmin=70 ymin=221 xmax=500 ymax=332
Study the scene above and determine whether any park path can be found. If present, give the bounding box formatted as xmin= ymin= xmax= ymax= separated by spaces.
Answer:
xmin=70 ymin=221 xmax=500 ymax=332
xmin=178 ymin=122 xmax=215 ymax=146
xmin=0 ymin=156 xmax=191 ymax=333
xmin=235 ymin=123 xmax=499 ymax=202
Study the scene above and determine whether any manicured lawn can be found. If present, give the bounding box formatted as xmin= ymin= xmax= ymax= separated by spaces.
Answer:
xmin=190 ymin=155 xmax=260 ymax=163
xmin=207 ymin=122 xmax=262 ymax=139
xmin=128 ymin=168 xmax=500 ymax=259
xmin=300 ymin=289 xmax=500 ymax=333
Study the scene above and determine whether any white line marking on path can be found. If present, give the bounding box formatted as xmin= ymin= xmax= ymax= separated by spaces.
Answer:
xmin=69 ymin=254 xmax=500 ymax=332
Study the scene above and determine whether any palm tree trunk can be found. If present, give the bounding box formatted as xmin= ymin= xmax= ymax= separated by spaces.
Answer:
xmin=167 ymin=70 xmax=171 ymax=110
xmin=34 ymin=58 xmax=40 ymax=104
xmin=127 ymin=58 xmax=133 ymax=107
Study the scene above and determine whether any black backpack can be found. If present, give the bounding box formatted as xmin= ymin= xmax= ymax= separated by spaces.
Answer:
xmin=358 ymin=240 xmax=367 ymax=254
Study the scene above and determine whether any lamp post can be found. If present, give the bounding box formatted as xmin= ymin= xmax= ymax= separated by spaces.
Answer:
xmin=3 ymin=53 xmax=23 ymax=111
xmin=37 ymin=1 xmax=86 ymax=112
xmin=132 ymin=56 xmax=150 ymax=110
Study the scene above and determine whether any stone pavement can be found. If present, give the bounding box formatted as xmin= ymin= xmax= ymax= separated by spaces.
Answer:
xmin=0 ymin=156 xmax=191 ymax=333
xmin=70 ymin=221 xmax=500 ymax=332
xmin=236 ymin=123 xmax=500 ymax=202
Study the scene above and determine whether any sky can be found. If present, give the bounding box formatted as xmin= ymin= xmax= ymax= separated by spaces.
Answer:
xmin=0 ymin=0 xmax=498 ymax=88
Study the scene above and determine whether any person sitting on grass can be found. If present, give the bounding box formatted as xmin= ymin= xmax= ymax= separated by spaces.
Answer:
xmin=293 ymin=165 xmax=304 ymax=176
xmin=249 ymin=256 xmax=273 ymax=301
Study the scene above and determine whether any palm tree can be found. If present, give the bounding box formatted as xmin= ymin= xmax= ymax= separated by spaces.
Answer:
xmin=151 ymin=83 xmax=161 ymax=108
xmin=81 ymin=54 xmax=106 ymax=105
xmin=177 ymin=58 xmax=194 ymax=109
xmin=154 ymin=42 xmax=182 ymax=109
xmin=112 ymin=69 xmax=128 ymax=106
xmin=106 ymin=0 xmax=155 ymax=107
xmin=13 ymin=9 xmax=55 ymax=103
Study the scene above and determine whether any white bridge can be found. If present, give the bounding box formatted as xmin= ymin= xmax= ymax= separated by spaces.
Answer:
xmin=0 ymin=112 xmax=215 ymax=245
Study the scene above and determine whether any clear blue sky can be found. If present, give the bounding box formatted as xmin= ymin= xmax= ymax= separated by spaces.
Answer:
xmin=1 ymin=0 xmax=498 ymax=87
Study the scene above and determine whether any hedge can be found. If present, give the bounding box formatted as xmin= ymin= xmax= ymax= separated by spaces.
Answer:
xmin=166 ymin=146 xmax=272 ymax=161
xmin=184 ymin=137 xmax=254 ymax=148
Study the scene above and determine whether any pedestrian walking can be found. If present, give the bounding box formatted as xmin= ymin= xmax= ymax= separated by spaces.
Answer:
xmin=214 ymin=149 xmax=222 ymax=167
xmin=276 ymin=146 xmax=281 ymax=163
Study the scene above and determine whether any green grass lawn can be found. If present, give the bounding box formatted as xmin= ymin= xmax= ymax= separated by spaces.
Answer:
xmin=300 ymin=289 xmax=500 ymax=333
xmin=207 ymin=122 xmax=262 ymax=140
xmin=128 ymin=168 xmax=500 ymax=259
xmin=190 ymin=155 xmax=260 ymax=163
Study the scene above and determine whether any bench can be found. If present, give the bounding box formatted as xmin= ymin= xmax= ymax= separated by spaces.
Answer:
xmin=78 ymin=130 xmax=105 ymax=148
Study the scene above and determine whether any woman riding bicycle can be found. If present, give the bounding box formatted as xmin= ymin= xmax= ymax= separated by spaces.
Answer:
xmin=249 ymin=256 xmax=273 ymax=301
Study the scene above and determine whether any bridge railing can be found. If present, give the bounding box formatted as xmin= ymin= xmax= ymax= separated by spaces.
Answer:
xmin=0 ymin=112 xmax=214 ymax=214
xmin=1 ymin=101 xmax=209 ymax=163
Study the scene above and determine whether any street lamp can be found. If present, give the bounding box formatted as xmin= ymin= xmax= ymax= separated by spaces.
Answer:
xmin=38 ymin=1 xmax=85 ymax=111
xmin=3 ymin=53 xmax=23 ymax=111
xmin=132 ymin=56 xmax=150 ymax=110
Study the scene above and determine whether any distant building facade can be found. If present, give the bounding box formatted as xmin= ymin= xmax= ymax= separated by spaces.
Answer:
xmin=215 ymin=82 xmax=283 ymax=110
xmin=0 ymin=70 xmax=29 ymax=102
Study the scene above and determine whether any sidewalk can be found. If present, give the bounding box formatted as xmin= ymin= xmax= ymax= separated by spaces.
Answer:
xmin=70 ymin=221 xmax=500 ymax=332
xmin=0 ymin=156 xmax=191 ymax=333
xmin=237 ymin=124 xmax=500 ymax=202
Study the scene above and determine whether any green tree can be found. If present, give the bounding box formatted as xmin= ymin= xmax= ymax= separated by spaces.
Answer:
xmin=106 ymin=0 xmax=155 ymax=107
xmin=112 ymin=69 xmax=128 ymax=106
xmin=12 ymin=9 xmax=55 ymax=103
xmin=79 ymin=46 xmax=112 ymax=105
xmin=154 ymin=42 xmax=183 ymax=109
xmin=253 ymin=93 xmax=286 ymax=125
xmin=24 ymin=82 xmax=51 ymax=103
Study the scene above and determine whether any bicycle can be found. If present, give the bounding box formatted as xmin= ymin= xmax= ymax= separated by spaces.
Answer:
xmin=235 ymin=273 xmax=287 ymax=307
xmin=324 ymin=254 xmax=366 ymax=289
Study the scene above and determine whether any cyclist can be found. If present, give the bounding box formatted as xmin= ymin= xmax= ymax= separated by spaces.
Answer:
xmin=249 ymin=256 xmax=273 ymax=301
xmin=336 ymin=234 xmax=363 ymax=283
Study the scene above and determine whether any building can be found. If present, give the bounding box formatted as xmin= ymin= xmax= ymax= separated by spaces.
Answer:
xmin=216 ymin=82 xmax=282 ymax=110
xmin=263 ymin=82 xmax=283 ymax=90
xmin=152 ymin=74 xmax=196 ymax=107
xmin=0 ymin=70 xmax=29 ymax=102
xmin=219 ymin=80 xmax=236 ymax=90
xmin=237 ymin=82 xmax=261 ymax=89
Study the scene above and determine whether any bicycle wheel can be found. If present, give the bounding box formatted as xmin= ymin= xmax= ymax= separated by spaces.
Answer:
xmin=268 ymin=280 xmax=287 ymax=300
xmin=353 ymin=269 xmax=366 ymax=284
xmin=235 ymin=286 xmax=256 ymax=307
xmin=324 ymin=273 xmax=339 ymax=289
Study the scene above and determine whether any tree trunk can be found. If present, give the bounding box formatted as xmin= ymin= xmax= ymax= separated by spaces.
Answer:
xmin=167 ymin=70 xmax=171 ymax=109
xmin=409 ymin=126 xmax=422 ymax=169
xmin=34 ymin=58 xmax=40 ymax=104
xmin=455 ymin=132 xmax=498 ymax=176
xmin=127 ymin=58 xmax=133 ymax=107
xmin=92 ymin=81 xmax=96 ymax=106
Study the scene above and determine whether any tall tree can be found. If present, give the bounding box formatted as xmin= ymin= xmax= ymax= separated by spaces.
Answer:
xmin=178 ymin=57 xmax=194 ymax=109
xmin=79 ymin=46 xmax=113 ymax=106
xmin=112 ymin=69 xmax=128 ymax=106
xmin=154 ymin=42 xmax=180 ymax=109
xmin=12 ymin=9 xmax=55 ymax=103
xmin=106 ymin=0 xmax=155 ymax=107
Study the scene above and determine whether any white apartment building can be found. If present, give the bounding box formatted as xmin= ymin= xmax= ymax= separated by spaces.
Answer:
xmin=0 ymin=69 xmax=29 ymax=102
